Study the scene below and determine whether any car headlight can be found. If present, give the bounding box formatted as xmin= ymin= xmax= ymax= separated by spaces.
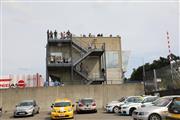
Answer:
xmin=26 ymin=108 xmax=34 ymax=112
xmin=51 ymin=109 xmax=56 ymax=112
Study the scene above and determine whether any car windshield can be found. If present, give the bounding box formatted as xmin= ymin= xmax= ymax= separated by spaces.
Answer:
xmin=54 ymin=102 xmax=71 ymax=107
xmin=126 ymin=97 xmax=143 ymax=103
xmin=19 ymin=102 xmax=33 ymax=106
xmin=118 ymin=97 xmax=126 ymax=102
xmin=152 ymin=98 xmax=171 ymax=107
xmin=142 ymin=97 xmax=158 ymax=103
xmin=81 ymin=99 xmax=94 ymax=104
xmin=174 ymin=99 xmax=180 ymax=106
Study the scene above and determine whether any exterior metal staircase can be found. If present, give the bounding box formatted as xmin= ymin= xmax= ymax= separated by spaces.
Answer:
xmin=73 ymin=49 xmax=94 ymax=66
xmin=72 ymin=38 xmax=105 ymax=85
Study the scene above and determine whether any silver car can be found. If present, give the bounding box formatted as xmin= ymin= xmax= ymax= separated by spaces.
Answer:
xmin=14 ymin=100 xmax=40 ymax=117
xmin=132 ymin=95 xmax=180 ymax=120
xmin=76 ymin=98 xmax=97 ymax=113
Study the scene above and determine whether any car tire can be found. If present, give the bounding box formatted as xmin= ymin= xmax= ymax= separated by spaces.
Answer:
xmin=37 ymin=110 xmax=39 ymax=114
xmin=76 ymin=110 xmax=81 ymax=114
xmin=94 ymin=109 xmax=97 ymax=113
xmin=129 ymin=108 xmax=136 ymax=115
xmin=149 ymin=113 xmax=161 ymax=120
xmin=113 ymin=106 xmax=119 ymax=113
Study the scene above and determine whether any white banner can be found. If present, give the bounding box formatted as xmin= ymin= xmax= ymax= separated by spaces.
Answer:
xmin=0 ymin=79 xmax=11 ymax=89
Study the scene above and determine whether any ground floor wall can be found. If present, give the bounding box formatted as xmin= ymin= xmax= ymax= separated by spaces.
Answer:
xmin=0 ymin=83 xmax=144 ymax=111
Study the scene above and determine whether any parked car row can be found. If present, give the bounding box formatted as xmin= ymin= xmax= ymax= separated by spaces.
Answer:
xmin=105 ymin=95 xmax=159 ymax=115
xmin=105 ymin=95 xmax=180 ymax=120
xmin=10 ymin=98 xmax=97 ymax=120
xmin=50 ymin=98 xmax=97 ymax=119
xmin=2 ymin=95 xmax=180 ymax=120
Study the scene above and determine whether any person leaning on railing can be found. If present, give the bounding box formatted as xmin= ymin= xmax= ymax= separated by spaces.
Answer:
xmin=54 ymin=30 xmax=57 ymax=39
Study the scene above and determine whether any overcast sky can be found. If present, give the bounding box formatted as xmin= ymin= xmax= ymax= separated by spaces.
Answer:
xmin=1 ymin=0 xmax=179 ymax=78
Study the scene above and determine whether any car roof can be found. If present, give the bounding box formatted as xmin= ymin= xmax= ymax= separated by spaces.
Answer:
xmin=162 ymin=95 xmax=180 ymax=98
xmin=55 ymin=98 xmax=72 ymax=103
xmin=127 ymin=96 xmax=142 ymax=98
xmin=80 ymin=98 xmax=95 ymax=100
xmin=20 ymin=100 xmax=34 ymax=103
xmin=143 ymin=96 xmax=158 ymax=99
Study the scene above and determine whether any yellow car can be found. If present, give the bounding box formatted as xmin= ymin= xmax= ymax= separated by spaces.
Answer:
xmin=51 ymin=98 xmax=74 ymax=120
xmin=166 ymin=97 xmax=180 ymax=120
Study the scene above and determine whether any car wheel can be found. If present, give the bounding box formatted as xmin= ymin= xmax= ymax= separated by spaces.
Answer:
xmin=37 ymin=110 xmax=39 ymax=114
xmin=76 ymin=110 xmax=81 ymax=114
xmin=113 ymin=106 xmax=119 ymax=113
xmin=94 ymin=109 xmax=97 ymax=113
xmin=129 ymin=108 xmax=136 ymax=115
xmin=149 ymin=114 xmax=161 ymax=120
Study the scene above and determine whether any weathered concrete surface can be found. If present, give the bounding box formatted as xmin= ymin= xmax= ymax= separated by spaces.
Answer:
xmin=0 ymin=83 xmax=144 ymax=111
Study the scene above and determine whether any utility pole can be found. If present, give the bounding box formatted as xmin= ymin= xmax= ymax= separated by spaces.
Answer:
xmin=142 ymin=58 xmax=146 ymax=94
xmin=166 ymin=31 xmax=174 ymax=87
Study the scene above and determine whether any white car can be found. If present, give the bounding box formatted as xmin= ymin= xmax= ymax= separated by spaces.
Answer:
xmin=105 ymin=96 xmax=143 ymax=113
xmin=120 ymin=96 xmax=159 ymax=115
xmin=14 ymin=100 xmax=40 ymax=117
xmin=105 ymin=97 xmax=127 ymax=113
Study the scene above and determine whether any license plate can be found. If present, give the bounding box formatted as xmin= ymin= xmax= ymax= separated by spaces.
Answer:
xmin=19 ymin=112 xmax=25 ymax=115
xmin=59 ymin=114 xmax=65 ymax=117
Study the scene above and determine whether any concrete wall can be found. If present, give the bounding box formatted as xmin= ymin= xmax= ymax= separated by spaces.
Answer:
xmin=0 ymin=84 xmax=144 ymax=111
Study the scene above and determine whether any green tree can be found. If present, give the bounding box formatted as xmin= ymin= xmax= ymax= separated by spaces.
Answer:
xmin=129 ymin=54 xmax=179 ymax=81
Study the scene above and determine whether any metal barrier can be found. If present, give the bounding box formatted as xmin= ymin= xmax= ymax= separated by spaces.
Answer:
xmin=144 ymin=61 xmax=180 ymax=92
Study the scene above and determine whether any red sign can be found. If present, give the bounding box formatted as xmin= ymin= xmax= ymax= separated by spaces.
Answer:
xmin=0 ymin=79 xmax=11 ymax=89
xmin=18 ymin=80 xmax=26 ymax=88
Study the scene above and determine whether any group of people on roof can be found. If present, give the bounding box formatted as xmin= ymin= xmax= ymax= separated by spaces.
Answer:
xmin=47 ymin=30 xmax=72 ymax=39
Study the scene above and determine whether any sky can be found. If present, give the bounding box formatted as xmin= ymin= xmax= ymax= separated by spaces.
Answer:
xmin=0 ymin=0 xmax=179 ymax=79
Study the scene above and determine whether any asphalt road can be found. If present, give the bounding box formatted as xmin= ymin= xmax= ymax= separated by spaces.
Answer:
xmin=1 ymin=110 xmax=132 ymax=120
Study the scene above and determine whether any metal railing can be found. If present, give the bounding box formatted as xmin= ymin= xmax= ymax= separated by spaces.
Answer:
xmin=72 ymin=37 xmax=105 ymax=52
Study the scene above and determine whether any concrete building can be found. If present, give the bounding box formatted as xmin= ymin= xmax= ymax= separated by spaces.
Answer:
xmin=46 ymin=31 xmax=123 ymax=85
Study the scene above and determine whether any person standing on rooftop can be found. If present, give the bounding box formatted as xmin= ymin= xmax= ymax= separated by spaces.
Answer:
xmin=54 ymin=30 xmax=57 ymax=39
xmin=50 ymin=31 xmax=53 ymax=39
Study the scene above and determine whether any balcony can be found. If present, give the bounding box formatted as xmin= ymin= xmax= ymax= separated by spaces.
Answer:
xmin=47 ymin=56 xmax=72 ymax=68
xmin=47 ymin=62 xmax=72 ymax=68
xmin=48 ymin=38 xmax=72 ymax=44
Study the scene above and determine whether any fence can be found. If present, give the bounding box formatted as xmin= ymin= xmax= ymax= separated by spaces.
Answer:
xmin=144 ymin=61 xmax=180 ymax=93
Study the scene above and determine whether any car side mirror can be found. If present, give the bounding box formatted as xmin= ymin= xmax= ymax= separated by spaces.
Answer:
xmin=51 ymin=104 xmax=54 ymax=108
xmin=72 ymin=104 xmax=75 ymax=107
